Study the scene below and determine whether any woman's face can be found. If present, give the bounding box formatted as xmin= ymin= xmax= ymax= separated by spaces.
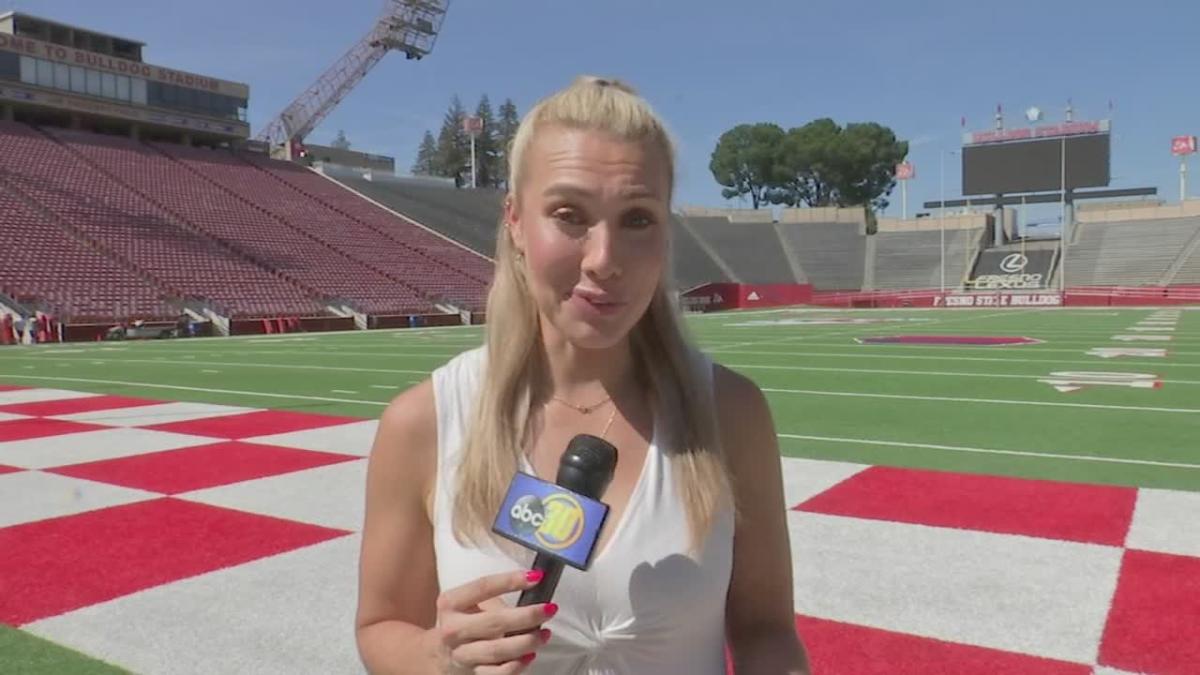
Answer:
xmin=507 ymin=126 xmax=671 ymax=351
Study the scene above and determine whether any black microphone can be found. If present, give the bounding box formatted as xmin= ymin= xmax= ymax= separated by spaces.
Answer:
xmin=516 ymin=433 xmax=618 ymax=607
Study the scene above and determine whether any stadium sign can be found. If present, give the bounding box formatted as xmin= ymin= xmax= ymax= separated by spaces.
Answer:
xmin=964 ymin=120 xmax=1108 ymax=146
xmin=936 ymin=293 xmax=1062 ymax=308
xmin=969 ymin=249 xmax=1054 ymax=290
xmin=1171 ymin=135 xmax=1197 ymax=156
xmin=0 ymin=33 xmax=248 ymax=99
xmin=0 ymin=83 xmax=249 ymax=137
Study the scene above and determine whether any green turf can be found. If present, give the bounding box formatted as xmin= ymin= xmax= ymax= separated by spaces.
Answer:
xmin=2 ymin=306 xmax=1198 ymax=672
xmin=0 ymin=625 xmax=129 ymax=674
xmin=1 ymin=306 xmax=1197 ymax=493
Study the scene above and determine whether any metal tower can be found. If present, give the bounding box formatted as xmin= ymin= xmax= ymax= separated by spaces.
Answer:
xmin=255 ymin=0 xmax=450 ymax=155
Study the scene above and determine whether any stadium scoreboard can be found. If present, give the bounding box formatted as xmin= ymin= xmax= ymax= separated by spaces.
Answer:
xmin=962 ymin=120 xmax=1111 ymax=196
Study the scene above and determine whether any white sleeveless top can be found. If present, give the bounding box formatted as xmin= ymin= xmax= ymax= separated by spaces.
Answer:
xmin=431 ymin=347 xmax=734 ymax=674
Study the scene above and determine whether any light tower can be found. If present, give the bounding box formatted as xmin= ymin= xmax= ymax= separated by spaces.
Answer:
xmin=256 ymin=0 xmax=451 ymax=158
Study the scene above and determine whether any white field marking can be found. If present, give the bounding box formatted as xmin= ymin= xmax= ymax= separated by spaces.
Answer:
xmin=1038 ymin=371 xmax=1161 ymax=394
xmin=23 ymin=365 xmax=34 ymax=369
xmin=200 ymin=369 xmax=220 ymax=374
xmin=708 ymin=346 xmax=1200 ymax=368
xmin=91 ymin=361 xmax=104 ymax=365
xmin=0 ymin=374 xmax=388 ymax=406
xmin=369 ymin=384 xmax=397 ymax=389
xmin=704 ymin=341 xmax=1200 ymax=358
xmin=728 ymin=362 xmax=1200 ymax=386
xmin=331 ymin=389 xmax=359 ymax=394
xmin=15 ymin=356 xmax=430 ymax=376
xmin=778 ymin=433 xmax=1200 ymax=470
xmin=1113 ymin=335 xmax=1173 ymax=342
xmin=1086 ymin=348 xmax=1168 ymax=360
xmin=707 ymin=309 xmax=1045 ymax=352
xmin=1128 ymin=326 xmax=1177 ymax=332
xmin=760 ymin=386 xmax=1200 ymax=414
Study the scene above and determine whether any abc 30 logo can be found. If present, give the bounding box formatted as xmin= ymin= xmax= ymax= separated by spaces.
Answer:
xmin=509 ymin=492 xmax=586 ymax=551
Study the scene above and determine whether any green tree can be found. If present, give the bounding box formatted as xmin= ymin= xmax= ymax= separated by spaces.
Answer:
xmin=769 ymin=118 xmax=840 ymax=207
xmin=496 ymin=98 xmax=521 ymax=189
xmin=435 ymin=95 xmax=469 ymax=180
xmin=708 ymin=123 xmax=785 ymax=208
xmin=770 ymin=119 xmax=907 ymax=211
xmin=412 ymin=130 xmax=437 ymax=175
xmin=835 ymin=122 xmax=908 ymax=211
xmin=472 ymin=95 xmax=501 ymax=188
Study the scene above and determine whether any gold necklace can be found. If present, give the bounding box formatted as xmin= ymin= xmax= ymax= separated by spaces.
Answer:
xmin=599 ymin=405 xmax=618 ymax=441
xmin=551 ymin=394 xmax=612 ymax=415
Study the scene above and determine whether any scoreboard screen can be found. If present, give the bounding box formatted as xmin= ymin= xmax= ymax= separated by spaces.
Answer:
xmin=962 ymin=133 xmax=1110 ymax=196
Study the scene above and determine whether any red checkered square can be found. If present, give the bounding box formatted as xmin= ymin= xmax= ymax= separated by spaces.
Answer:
xmin=0 ymin=418 xmax=110 ymax=443
xmin=0 ymin=498 xmax=349 ymax=625
xmin=144 ymin=410 xmax=360 ymax=439
xmin=791 ymin=615 xmax=1091 ymax=675
xmin=796 ymin=466 xmax=1137 ymax=546
xmin=48 ymin=442 xmax=360 ymax=494
xmin=1098 ymin=549 xmax=1200 ymax=674
xmin=0 ymin=395 xmax=162 ymax=417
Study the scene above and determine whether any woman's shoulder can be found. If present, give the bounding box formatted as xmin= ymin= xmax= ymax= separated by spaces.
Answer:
xmin=707 ymin=358 xmax=778 ymax=478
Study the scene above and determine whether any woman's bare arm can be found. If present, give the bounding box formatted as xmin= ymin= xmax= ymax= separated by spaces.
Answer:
xmin=716 ymin=366 xmax=811 ymax=675
xmin=355 ymin=380 xmax=443 ymax=674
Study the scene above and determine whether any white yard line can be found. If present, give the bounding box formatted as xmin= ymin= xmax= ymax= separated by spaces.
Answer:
xmin=0 ymin=374 xmax=388 ymax=406
xmin=779 ymin=433 xmax=1200 ymax=470
xmin=712 ymin=348 xmax=1200 ymax=369
xmin=761 ymin=387 xmax=1200 ymax=414
xmin=731 ymin=363 xmax=1200 ymax=385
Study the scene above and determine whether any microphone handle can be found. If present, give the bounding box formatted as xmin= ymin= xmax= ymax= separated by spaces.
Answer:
xmin=517 ymin=553 xmax=564 ymax=606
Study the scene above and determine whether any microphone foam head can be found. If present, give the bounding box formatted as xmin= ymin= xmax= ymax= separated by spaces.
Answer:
xmin=556 ymin=434 xmax=618 ymax=498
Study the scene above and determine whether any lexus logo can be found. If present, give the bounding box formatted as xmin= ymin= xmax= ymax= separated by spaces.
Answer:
xmin=1000 ymin=254 xmax=1028 ymax=273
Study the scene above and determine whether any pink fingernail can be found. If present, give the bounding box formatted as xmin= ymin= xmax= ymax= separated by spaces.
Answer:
xmin=525 ymin=570 xmax=544 ymax=583
xmin=539 ymin=628 xmax=552 ymax=643
xmin=543 ymin=602 xmax=558 ymax=617
xmin=521 ymin=652 xmax=537 ymax=664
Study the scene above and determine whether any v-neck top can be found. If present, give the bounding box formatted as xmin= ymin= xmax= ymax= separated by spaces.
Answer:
xmin=430 ymin=346 xmax=733 ymax=674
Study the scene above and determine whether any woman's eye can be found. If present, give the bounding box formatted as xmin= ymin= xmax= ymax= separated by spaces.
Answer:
xmin=625 ymin=210 xmax=656 ymax=229
xmin=552 ymin=207 xmax=583 ymax=226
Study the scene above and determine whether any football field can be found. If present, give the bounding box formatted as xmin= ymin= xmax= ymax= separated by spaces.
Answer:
xmin=1 ymin=306 xmax=1197 ymax=674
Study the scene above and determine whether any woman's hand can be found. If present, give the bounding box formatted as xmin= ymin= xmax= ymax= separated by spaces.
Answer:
xmin=433 ymin=569 xmax=556 ymax=674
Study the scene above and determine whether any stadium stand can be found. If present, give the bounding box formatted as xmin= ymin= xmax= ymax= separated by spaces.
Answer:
xmin=150 ymin=142 xmax=465 ymax=313
xmin=249 ymin=158 xmax=493 ymax=289
xmin=324 ymin=168 xmax=501 ymax=260
xmin=37 ymin=126 xmax=325 ymax=318
xmin=871 ymin=228 xmax=982 ymax=290
xmin=1064 ymin=218 xmax=1200 ymax=286
xmin=686 ymin=217 xmax=799 ymax=284
xmin=777 ymin=221 xmax=866 ymax=290
xmin=670 ymin=217 xmax=735 ymax=289
xmin=0 ymin=176 xmax=174 ymax=321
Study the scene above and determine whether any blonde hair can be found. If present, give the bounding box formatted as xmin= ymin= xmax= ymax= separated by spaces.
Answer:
xmin=452 ymin=76 xmax=732 ymax=551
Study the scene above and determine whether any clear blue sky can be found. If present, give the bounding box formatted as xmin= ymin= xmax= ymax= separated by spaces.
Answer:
xmin=6 ymin=0 xmax=1199 ymax=216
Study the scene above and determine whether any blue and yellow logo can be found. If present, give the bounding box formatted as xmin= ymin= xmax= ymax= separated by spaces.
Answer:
xmin=534 ymin=492 xmax=585 ymax=550
xmin=494 ymin=472 xmax=609 ymax=570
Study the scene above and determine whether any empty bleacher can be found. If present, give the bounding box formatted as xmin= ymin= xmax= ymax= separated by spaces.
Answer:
xmin=685 ymin=217 xmax=797 ymax=284
xmin=150 ymin=143 xmax=445 ymax=314
xmin=872 ymin=229 xmax=981 ymax=290
xmin=670 ymin=217 xmax=733 ymax=289
xmin=40 ymin=127 xmax=325 ymax=318
xmin=0 ymin=183 xmax=173 ymax=321
xmin=777 ymin=222 xmax=866 ymax=290
xmin=324 ymin=169 xmax=501 ymax=261
xmin=1065 ymin=218 xmax=1200 ymax=286
xmin=248 ymin=158 xmax=492 ymax=297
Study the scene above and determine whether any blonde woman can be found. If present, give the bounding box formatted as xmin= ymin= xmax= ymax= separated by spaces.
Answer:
xmin=356 ymin=77 xmax=809 ymax=674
